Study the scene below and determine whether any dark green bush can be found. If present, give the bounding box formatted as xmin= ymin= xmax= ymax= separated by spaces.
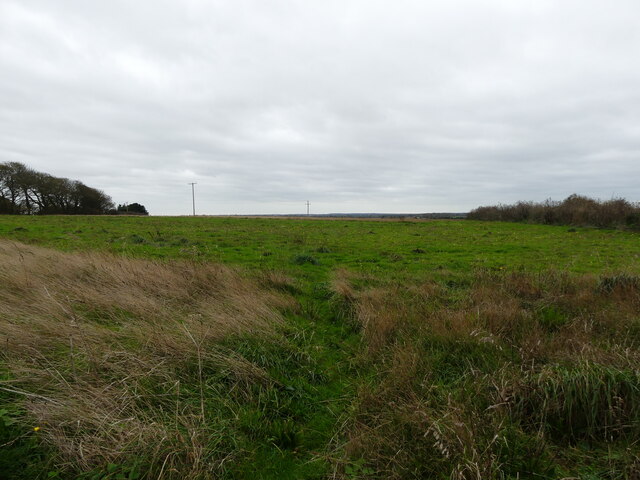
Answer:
xmin=292 ymin=254 xmax=319 ymax=265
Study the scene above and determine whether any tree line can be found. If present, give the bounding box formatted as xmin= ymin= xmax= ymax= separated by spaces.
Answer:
xmin=468 ymin=194 xmax=640 ymax=229
xmin=0 ymin=162 xmax=115 ymax=215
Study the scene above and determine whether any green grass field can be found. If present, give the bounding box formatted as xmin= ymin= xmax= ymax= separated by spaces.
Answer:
xmin=1 ymin=216 xmax=639 ymax=479
xmin=1 ymin=215 xmax=638 ymax=275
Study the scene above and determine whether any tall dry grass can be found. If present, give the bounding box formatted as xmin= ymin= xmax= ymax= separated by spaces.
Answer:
xmin=0 ymin=240 xmax=292 ymax=477
xmin=331 ymin=269 xmax=640 ymax=479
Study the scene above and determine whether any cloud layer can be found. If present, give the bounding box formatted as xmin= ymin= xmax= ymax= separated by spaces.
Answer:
xmin=2 ymin=0 xmax=639 ymax=214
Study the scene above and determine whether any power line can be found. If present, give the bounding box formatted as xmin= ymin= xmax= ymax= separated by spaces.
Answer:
xmin=188 ymin=183 xmax=197 ymax=216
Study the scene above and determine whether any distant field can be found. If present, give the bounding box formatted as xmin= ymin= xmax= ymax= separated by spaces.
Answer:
xmin=1 ymin=215 xmax=638 ymax=275
xmin=1 ymin=216 xmax=639 ymax=479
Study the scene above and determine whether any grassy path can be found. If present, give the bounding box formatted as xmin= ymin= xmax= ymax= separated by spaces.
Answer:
xmin=221 ymin=282 xmax=363 ymax=479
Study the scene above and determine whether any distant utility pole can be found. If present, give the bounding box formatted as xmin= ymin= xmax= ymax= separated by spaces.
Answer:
xmin=188 ymin=182 xmax=197 ymax=216
xmin=306 ymin=200 xmax=310 ymax=216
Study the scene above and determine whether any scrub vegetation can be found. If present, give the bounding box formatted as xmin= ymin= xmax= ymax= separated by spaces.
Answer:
xmin=468 ymin=194 xmax=640 ymax=229
xmin=1 ymin=216 xmax=639 ymax=479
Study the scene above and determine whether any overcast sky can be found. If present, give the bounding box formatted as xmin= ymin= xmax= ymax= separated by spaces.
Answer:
xmin=1 ymin=1 xmax=639 ymax=215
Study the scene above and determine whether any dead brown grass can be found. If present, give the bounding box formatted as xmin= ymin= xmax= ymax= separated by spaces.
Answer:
xmin=332 ymin=269 xmax=640 ymax=479
xmin=339 ymin=269 xmax=640 ymax=365
xmin=0 ymin=240 xmax=291 ymax=477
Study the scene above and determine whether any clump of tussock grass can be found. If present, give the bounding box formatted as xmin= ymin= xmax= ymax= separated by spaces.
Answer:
xmin=343 ymin=379 xmax=511 ymax=480
xmin=597 ymin=273 xmax=640 ymax=295
xmin=0 ymin=240 xmax=292 ymax=478
xmin=328 ymin=269 xmax=357 ymax=319
xmin=257 ymin=269 xmax=300 ymax=295
xmin=353 ymin=286 xmax=413 ymax=354
xmin=292 ymin=253 xmax=319 ymax=265
xmin=127 ymin=233 xmax=147 ymax=244
xmin=513 ymin=361 xmax=640 ymax=442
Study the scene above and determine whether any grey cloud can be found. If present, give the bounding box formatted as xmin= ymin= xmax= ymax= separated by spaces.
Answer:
xmin=1 ymin=0 xmax=640 ymax=214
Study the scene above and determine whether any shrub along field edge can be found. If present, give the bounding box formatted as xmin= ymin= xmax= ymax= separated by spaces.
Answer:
xmin=468 ymin=194 xmax=640 ymax=229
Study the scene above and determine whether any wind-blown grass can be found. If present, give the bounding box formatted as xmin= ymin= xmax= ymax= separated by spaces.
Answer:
xmin=0 ymin=240 xmax=290 ymax=478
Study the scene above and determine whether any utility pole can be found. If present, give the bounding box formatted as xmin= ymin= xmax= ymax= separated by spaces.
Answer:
xmin=188 ymin=183 xmax=197 ymax=216
xmin=306 ymin=200 xmax=310 ymax=216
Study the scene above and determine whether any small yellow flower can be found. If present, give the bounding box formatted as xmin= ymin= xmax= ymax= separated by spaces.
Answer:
xmin=33 ymin=426 xmax=41 ymax=432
